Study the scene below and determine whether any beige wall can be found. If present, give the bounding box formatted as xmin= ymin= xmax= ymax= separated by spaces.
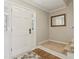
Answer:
xmin=36 ymin=10 xmax=49 ymax=44
xmin=49 ymin=2 xmax=74 ymax=43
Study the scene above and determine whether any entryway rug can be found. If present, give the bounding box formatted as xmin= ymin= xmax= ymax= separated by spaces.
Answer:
xmin=33 ymin=48 xmax=61 ymax=59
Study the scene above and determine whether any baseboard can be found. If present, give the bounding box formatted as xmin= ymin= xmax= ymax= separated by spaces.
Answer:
xmin=49 ymin=39 xmax=68 ymax=45
xmin=38 ymin=39 xmax=68 ymax=45
xmin=12 ymin=46 xmax=36 ymax=58
xmin=38 ymin=40 xmax=49 ymax=45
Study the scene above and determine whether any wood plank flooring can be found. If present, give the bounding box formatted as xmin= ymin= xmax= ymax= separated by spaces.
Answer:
xmin=41 ymin=41 xmax=66 ymax=54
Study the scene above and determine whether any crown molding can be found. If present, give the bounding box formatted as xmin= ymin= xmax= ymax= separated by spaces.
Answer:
xmin=22 ymin=0 xmax=49 ymax=13
xmin=22 ymin=0 xmax=66 ymax=13
xmin=49 ymin=6 xmax=66 ymax=13
xmin=7 ymin=0 xmax=67 ymax=13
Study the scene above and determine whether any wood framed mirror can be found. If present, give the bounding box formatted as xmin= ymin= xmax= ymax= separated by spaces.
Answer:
xmin=51 ymin=14 xmax=66 ymax=27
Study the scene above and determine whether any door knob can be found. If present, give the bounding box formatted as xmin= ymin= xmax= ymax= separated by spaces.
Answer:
xmin=29 ymin=28 xmax=31 ymax=34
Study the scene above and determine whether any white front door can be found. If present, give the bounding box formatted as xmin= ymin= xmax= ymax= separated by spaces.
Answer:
xmin=11 ymin=5 xmax=36 ymax=56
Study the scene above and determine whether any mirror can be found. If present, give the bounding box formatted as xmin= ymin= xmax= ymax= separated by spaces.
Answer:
xmin=51 ymin=14 xmax=66 ymax=27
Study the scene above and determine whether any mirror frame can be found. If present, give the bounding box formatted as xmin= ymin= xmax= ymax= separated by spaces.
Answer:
xmin=51 ymin=14 xmax=66 ymax=27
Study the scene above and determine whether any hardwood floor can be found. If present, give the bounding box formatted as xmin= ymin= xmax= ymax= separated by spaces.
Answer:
xmin=41 ymin=41 xmax=66 ymax=54
xmin=33 ymin=48 xmax=61 ymax=59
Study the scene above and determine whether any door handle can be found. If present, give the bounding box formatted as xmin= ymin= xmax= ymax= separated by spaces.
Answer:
xmin=29 ymin=28 xmax=31 ymax=34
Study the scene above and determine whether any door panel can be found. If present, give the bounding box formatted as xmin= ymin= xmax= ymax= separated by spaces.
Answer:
xmin=12 ymin=6 xmax=35 ymax=56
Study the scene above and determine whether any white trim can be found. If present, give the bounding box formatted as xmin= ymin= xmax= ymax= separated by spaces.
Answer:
xmin=49 ymin=39 xmax=68 ymax=45
xmin=38 ymin=40 xmax=49 ymax=45
xmin=13 ymin=47 xmax=37 ymax=58
xmin=22 ymin=0 xmax=49 ymax=13
xmin=38 ymin=39 xmax=68 ymax=45
xmin=49 ymin=6 xmax=66 ymax=13
xmin=12 ymin=0 xmax=67 ymax=13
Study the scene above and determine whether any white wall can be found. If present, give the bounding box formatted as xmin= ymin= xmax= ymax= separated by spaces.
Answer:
xmin=49 ymin=2 xmax=74 ymax=43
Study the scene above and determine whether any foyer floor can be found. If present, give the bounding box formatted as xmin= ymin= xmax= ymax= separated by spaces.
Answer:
xmin=15 ymin=41 xmax=74 ymax=59
xmin=41 ymin=41 xmax=66 ymax=54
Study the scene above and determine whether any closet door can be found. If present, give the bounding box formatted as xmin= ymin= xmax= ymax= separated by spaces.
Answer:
xmin=11 ymin=5 xmax=36 ymax=56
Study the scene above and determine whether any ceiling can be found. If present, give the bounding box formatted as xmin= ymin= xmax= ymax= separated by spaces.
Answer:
xmin=22 ymin=0 xmax=72 ymax=12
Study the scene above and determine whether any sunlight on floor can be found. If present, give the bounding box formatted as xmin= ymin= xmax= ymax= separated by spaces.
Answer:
xmin=41 ymin=41 xmax=66 ymax=54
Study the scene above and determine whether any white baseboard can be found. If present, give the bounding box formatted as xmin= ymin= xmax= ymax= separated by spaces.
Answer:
xmin=12 ymin=46 xmax=36 ymax=58
xmin=49 ymin=39 xmax=68 ymax=45
xmin=38 ymin=40 xmax=49 ymax=45
xmin=38 ymin=39 xmax=68 ymax=45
